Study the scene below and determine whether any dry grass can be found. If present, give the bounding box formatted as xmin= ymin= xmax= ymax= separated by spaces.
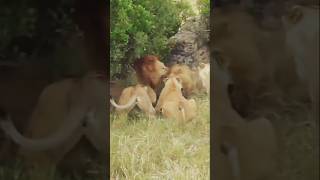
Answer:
xmin=1 ymin=94 xmax=316 ymax=180
xmin=110 ymin=94 xmax=210 ymax=179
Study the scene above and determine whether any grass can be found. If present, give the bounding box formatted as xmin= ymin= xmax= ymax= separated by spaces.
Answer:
xmin=0 ymin=94 xmax=210 ymax=180
xmin=1 ymin=93 xmax=316 ymax=180
xmin=110 ymin=94 xmax=210 ymax=179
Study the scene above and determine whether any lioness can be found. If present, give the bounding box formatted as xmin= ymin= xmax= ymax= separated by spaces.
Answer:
xmin=160 ymin=99 xmax=197 ymax=122
xmin=167 ymin=64 xmax=201 ymax=97
xmin=110 ymin=84 xmax=156 ymax=117
xmin=156 ymin=77 xmax=197 ymax=122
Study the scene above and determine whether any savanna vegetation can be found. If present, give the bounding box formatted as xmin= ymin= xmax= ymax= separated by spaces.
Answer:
xmin=111 ymin=94 xmax=210 ymax=179
xmin=197 ymin=0 xmax=210 ymax=17
xmin=110 ymin=0 xmax=210 ymax=179
xmin=1 ymin=0 xmax=210 ymax=179
xmin=110 ymin=0 xmax=194 ymax=78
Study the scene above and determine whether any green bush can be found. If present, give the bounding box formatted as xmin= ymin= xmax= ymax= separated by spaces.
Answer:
xmin=197 ymin=0 xmax=210 ymax=17
xmin=110 ymin=0 xmax=194 ymax=77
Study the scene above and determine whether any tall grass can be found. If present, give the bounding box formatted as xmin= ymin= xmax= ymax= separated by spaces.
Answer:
xmin=111 ymin=95 xmax=210 ymax=179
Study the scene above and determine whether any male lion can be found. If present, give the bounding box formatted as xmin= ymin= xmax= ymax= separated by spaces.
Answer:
xmin=156 ymin=77 xmax=197 ymax=122
xmin=133 ymin=55 xmax=168 ymax=95
xmin=167 ymin=64 xmax=200 ymax=97
xmin=0 ymin=72 xmax=107 ymax=172
xmin=110 ymin=84 xmax=156 ymax=117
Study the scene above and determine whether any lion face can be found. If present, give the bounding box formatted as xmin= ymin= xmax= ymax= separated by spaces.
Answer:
xmin=168 ymin=64 xmax=196 ymax=96
xmin=163 ymin=76 xmax=183 ymax=92
xmin=155 ymin=60 xmax=168 ymax=77
xmin=134 ymin=55 xmax=168 ymax=89
xmin=155 ymin=76 xmax=183 ymax=112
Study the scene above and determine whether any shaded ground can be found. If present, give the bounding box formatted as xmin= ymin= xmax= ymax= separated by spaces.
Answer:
xmin=270 ymin=103 xmax=316 ymax=180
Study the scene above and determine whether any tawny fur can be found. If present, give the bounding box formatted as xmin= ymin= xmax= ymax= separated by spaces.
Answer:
xmin=111 ymin=84 xmax=156 ymax=117
xmin=156 ymin=77 xmax=197 ymax=122
xmin=168 ymin=64 xmax=203 ymax=97
xmin=133 ymin=55 xmax=168 ymax=94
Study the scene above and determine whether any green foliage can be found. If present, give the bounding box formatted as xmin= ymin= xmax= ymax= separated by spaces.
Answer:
xmin=110 ymin=0 xmax=193 ymax=77
xmin=197 ymin=0 xmax=210 ymax=17
xmin=1 ymin=0 xmax=193 ymax=77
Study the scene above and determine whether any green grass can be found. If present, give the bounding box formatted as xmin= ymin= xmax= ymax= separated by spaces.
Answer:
xmin=110 ymin=94 xmax=210 ymax=179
